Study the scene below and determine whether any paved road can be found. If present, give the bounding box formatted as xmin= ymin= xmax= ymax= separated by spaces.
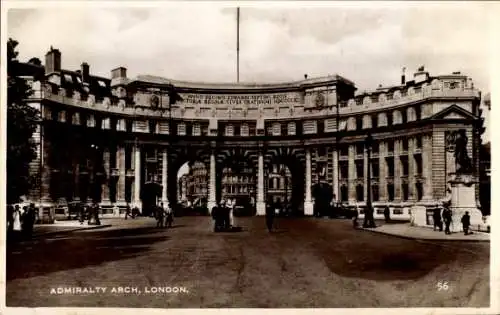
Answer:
xmin=6 ymin=216 xmax=490 ymax=308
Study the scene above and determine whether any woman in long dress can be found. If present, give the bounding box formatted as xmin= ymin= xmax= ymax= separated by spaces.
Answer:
xmin=12 ymin=205 xmax=22 ymax=240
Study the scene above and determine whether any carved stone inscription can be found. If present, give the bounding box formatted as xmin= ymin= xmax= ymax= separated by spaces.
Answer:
xmin=180 ymin=93 xmax=302 ymax=106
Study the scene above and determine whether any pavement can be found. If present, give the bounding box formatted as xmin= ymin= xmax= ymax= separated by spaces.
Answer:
xmin=6 ymin=216 xmax=490 ymax=308
xmin=362 ymin=222 xmax=490 ymax=242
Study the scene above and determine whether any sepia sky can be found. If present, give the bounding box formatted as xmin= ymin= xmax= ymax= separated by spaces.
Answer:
xmin=6 ymin=2 xmax=495 ymax=150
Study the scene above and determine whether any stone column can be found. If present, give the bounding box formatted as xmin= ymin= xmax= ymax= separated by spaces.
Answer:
xmin=256 ymin=149 xmax=266 ymax=215
xmin=116 ymin=146 xmax=126 ymax=205
xmin=207 ymin=150 xmax=217 ymax=213
xmin=379 ymin=141 xmax=387 ymax=201
xmin=304 ymin=148 xmax=313 ymax=215
xmin=363 ymin=146 xmax=368 ymax=204
xmin=332 ymin=149 xmax=339 ymax=201
xmin=394 ymin=139 xmax=402 ymax=201
xmin=101 ymin=148 xmax=111 ymax=205
xmin=348 ymin=144 xmax=356 ymax=203
xmin=162 ymin=148 xmax=169 ymax=206
xmin=408 ymin=138 xmax=416 ymax=201
xmin=422 ymin=135 xmax=433 ymax=200
xmin=133 ymin=145 xmax=142 ymax=211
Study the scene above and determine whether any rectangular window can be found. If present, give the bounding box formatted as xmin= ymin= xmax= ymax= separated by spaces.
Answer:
xmin=415 ymin=154 xmax=423 ymax=175
xmin=372 ymin=185 xmax=379 ymax=202
xmin=402 ymin=183 xmax=409 ymax=201
xmin=340 ymin=186 xmax=348 ymax=202
xmin=225 ymin=124 xmax=234 ymax=136
xmin=371 ymin=115 xmax=378 ymax=128
xmin=371 ymin=160 xmax=379 ymax=178
xmin=287 ymin=122 xmax=296 ymax=135
xmin=402 ymin=138 xmax=409 ymax=152
xmin=356 ymin=117 xmax=363 ymax=130
xmin=372 ymin=142 xmax=379 ymax=154
xmin=356 ymin=185 xmax=364 ymax=201
xmin=272 ymin=123 xmax=281 ymax=136
xmin=356 ymin=143 xmax=364 ymax=155
xmin=355 ymin=160 xmax=364 ymax=179
xmin=387 ymin=184 xmax=395 ymax=201
xmin=401 ymin=156 xmax=409 ymax=176
xmin=340 ymin=146 xmax=349 ymax=157
xmin=386 ymin=157 xmax=394 ymax=177
xmin=241 ymin=124 xmax=249 ymax=136
xmin=339 ymin=161 xmax=348 ymax=179
xmin=416 ymin=183 xmax=423 ymax=201
xmin=415 ymin=136 xmax=422 ymax=149
xmin=193 ymin=124 xmax=201 ymax=136
xmin=387 ymin=140 xmax=394 ymax=152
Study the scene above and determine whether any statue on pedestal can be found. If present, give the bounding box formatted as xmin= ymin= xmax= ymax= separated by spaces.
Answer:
xmin=454 ymin=129 xmax=473 ymax=174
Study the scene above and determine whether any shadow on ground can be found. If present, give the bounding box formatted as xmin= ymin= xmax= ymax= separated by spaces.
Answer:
xmin=6 ymin=226 xmax=169 ymax=281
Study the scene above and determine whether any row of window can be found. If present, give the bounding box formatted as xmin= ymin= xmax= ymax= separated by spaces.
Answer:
xmin=339 ymin=137 xmax=423 ymax=157
xmin=339 ymin=182 xmax=424 ymax=202
xmin=50 ymin=108 xmax=423 ymax=137
xmin=339 ymin=154 xmax=423 ymax=179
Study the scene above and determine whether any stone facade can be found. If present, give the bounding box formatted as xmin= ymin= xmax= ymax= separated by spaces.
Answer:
xmin=22 ymin=48 xmax=484 ymax=220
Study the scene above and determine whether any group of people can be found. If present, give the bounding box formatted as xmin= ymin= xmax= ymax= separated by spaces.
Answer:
xmin=433 ymin=207 xmax=472 ymax=235
xmin=7 ymin=203 xmax=37 ymax=239
xmin=211 ymin=199 xmax=236 ymax=232
xmin=154 ymin=202 xmax=174 ymax=228
xmin=77 ymin=202 xmax=102 ymax=225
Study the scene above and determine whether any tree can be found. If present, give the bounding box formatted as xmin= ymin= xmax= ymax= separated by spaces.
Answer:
xmin=7 ymin=38 xmax=40 ymax=204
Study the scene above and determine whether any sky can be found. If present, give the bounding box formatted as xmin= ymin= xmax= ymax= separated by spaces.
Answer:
xmin=6 ymin=2 xmax=495 ymax=151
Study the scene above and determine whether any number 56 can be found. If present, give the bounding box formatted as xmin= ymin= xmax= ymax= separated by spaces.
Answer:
xmin=437 ymin=281 xmax=449 ymax=291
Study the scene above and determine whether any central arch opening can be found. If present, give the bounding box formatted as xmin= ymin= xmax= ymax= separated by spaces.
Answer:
xmin=217 ymin=155 xmax=256 ymax=216
xmin=266 ymin=155 xmax=305 ymax=216
xmin=175 ymin=160 xmax=209 ymax=216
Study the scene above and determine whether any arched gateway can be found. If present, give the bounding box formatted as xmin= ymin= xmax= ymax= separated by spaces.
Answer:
xmin=25 ymin=48 xmax=483 ymax=219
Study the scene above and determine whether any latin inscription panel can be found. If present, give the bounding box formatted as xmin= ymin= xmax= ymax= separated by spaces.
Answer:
xmin=179 ymin=92 xmax=303 ymax=106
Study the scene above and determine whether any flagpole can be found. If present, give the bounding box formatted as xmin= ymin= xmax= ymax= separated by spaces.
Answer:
xmin=237 ymin=7 xmax=240 ymax=83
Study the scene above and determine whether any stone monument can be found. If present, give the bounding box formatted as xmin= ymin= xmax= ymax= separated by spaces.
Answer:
xmin=447 ymin=129 xmax=483 ymax=232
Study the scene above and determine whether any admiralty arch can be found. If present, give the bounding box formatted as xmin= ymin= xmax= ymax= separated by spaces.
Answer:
xmin=24 ymin=47 xmax=483 ymax=218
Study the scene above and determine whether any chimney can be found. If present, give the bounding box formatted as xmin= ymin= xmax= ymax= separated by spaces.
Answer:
xmin=304 ymin=74 xmax=308 ymax=80
xmin=111 ymin=67 xmax=127 ymax=79
xmin=81 ymin=62 xmax=90 ymax=83
xmin=401 ymin=67 xmax=406 ymax=85
xmin=45 ymin=46 xmax=61 ymax=74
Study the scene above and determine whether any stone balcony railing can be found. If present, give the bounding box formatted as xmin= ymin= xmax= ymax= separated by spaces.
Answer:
xmin=41 ymin=82 xmax=480 ymax=121
xmin=339 ymin=87 xmax=479 ymax=115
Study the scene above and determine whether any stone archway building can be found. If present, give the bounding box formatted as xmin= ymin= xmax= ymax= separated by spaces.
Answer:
xmin=24 ymin=47 xmax=483 ymax=219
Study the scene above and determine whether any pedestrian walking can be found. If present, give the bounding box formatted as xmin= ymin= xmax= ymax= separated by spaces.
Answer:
xmin=461 ymin=211 xmax=471 ymax=235
xmin=383 ymin=206 xmax=391 ymax=223
xmin=165 ymin=204 xmax=173 ymax=228
xmin=23 ymin=203 xmax=36 ymax=238
xmin=12 ymin=205 xmax=22 ymax=240
xmin=352 ymin=207 xmax=359 ymax=229
xmin=79 ymin=203 xmax=86 ymax=224
xmin=442 ymin=207 xmax=452 ymax=235
xmin=433 ymin=208 xmax=442 ymax=231
xmin=156 ymin=204 xmax=165 ymax=228
xmin=265 ymin=202 xmax=275 ymax=232
xmin=124 ymin=203 xmax=132 ymax=220
xmin=7 ymin=205 xmax=14 ymax=233
xmin=94 ymin=203 xmax=101 ymax=225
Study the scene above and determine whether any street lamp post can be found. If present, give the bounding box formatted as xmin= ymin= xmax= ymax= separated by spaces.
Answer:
xmin=363 ymin=133 xmax=376 ymax=228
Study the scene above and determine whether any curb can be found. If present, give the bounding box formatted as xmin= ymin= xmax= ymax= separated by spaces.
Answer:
xmin=361 ymin=227 xmax=490 ymax=243
xmin=33 ymin=224 xmax=112 ymax=237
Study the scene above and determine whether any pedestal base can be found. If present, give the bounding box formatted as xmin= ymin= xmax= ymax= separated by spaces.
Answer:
xmin=411 ymin=205 xmax=428 ymax=226
xmin=449 ymin=173 xmax=483 ymax=232
xmin=304 ymin=201 xmax=314 ymax=216
xmin=256 ymin=201 xmax=266 ymax=216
